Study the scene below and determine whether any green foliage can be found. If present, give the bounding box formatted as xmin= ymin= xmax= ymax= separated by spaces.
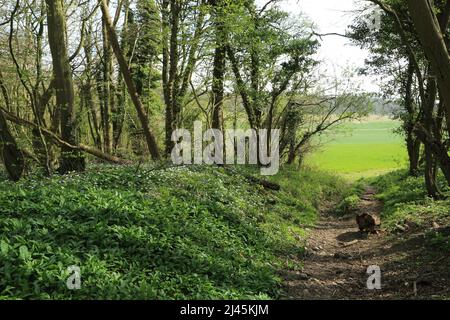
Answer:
xmin=426 ymin=231 xmax=450 ymax=252
xmin=0 ymin=165 xmax=348 ymax=299
xmin=225 ymin=0 xmax=319 ymax=112
xmin=371 ymin=170 xmax=450 ymax=232
xmin=126 ymin=0 xmax=161 ymax=94
xmin=335 ymin=195 xmax=361 ymax=216
xmin=267 ymin=165 xmax=350 ymax=210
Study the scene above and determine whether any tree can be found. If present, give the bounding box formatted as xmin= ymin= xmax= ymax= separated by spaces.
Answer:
xmin=0 ymin=70 xmax=24 ymax=181
xmin=162 ymin=0 xmax=207 ymax=155
xmin=226 ymin=1 xmax=320 ymax=162
xmin=407 ymin=0 xmax=450 ymax=134
xmin=100 ymin=0 xmax=161 ymax=160
xmin=348 ymin=2 xmax=423 ymax=176
xmin=279 ymin=77 xmax=371 ymax=165
xmin=353 ymin=0 xmax=450 ymax=196
xmin=5 ymin=0 xmax=53 ymax=173
xmin=122 ymin=0 xmax=161 ymax=155
xmin=100 ymin=0 xmax=114 ymax=154
xmin=210 ymin=0 xmax=227 ymax=132
xmin=45 ymin=0 xmax=85 ymax=173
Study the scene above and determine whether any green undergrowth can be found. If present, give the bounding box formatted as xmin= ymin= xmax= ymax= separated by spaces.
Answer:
xmin=334 ymin=194 xmax=361 ymax=216
xmin=333 ymin=180 xmax=366 ymax=216
xmin=0 ymin=164 xmax=348 ymax=300
xmin=371 ymin=170 xmax=450 ymax=250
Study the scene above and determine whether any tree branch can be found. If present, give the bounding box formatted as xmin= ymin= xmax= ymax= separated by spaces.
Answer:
xmin=1 ymin=107 xmax=131 ymax=165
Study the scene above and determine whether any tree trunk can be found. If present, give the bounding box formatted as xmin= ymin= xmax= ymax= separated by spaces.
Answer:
xmin=211 ymin=1 xmax=226 ymax=132
xmin=113 ymin=1 xmax=130 ymax=151
xmin=422 ymin=75 xmax=441 ymax=198
xmin=45 ymin=0 xmax=85 ymax=173
xmin=0 ymin=110 xmax=24 ymax=181
xmin=161 ymin=0 xmax=172 ymax=156
xmin=407 ymin=0 xmax=450 ymax=136
xmin=101 ymin=8 xmax=114 ymax=154
xmin=164 ymin=0 xmax=180 ymax=156
xmin=100 ymin=0 xmax=160 ymax=160
xmin=286 ymin=141 xmax=296 ymax=165
xmin=226 ymin=45 xmax=256 ymax=129
xmin=0 ymin=73 xmax=24 ymax=181
xmin=32 ymin=6 xmax=52 ymax=173
xmin=406 ymin=134 xmax=421 ymax=176
xmin=83 ymin=22 xmax=102 ymax=150
xmin=424 ymin=145 xmax=440 ymax=198
xmin=406 ymin=0 xmax=450 ymax=187
xmin=404 ymin=59 xmax=420 ymax=176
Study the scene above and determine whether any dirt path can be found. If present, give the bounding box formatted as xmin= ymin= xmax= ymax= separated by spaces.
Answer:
xmin=282 ymin=187 xmax=450 ymax=300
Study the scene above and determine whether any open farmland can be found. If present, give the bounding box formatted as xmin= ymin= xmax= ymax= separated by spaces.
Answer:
xmin=306 ymin=118 xmax=408 ymax=179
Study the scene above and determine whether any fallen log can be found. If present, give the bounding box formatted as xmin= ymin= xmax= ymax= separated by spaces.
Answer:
xmin=223 ymin=166 xmax=281 ymax=191
xmin=1 ymin=107 xmax=131 ymax=165
xmin=246 ymin=175 xmax=281 ymax=191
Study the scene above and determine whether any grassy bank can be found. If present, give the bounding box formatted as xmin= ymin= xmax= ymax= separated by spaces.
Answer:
xmin=371 ymin=170 xmax=450 ymax=250
xmin=0 ymin=165 xmax=348 ymax=299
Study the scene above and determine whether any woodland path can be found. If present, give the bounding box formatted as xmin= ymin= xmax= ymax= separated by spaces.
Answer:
xmin=282 ymin=187 xmax=450 ymax=300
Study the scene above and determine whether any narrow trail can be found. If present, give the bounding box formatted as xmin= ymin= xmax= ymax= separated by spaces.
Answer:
xmin=282 ymin=187 xmax=450 ymax=300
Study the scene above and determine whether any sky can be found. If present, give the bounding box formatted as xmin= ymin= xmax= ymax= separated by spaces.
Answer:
xmin=258 ymin=0 xmax=380 ymax=92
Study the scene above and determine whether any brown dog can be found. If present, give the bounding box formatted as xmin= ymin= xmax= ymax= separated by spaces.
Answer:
xmin=356 ymin=213 xmax=380 ymax=233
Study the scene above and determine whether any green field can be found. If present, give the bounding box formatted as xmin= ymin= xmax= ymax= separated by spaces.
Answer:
xmin=306 ymin=118 xmax=408 ymax=179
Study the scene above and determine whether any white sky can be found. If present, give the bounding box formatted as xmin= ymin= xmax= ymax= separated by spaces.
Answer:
xmin=259 ymin=0 xmax=380 ymax=92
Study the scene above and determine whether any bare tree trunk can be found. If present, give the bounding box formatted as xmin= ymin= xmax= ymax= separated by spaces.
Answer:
xmin=45 ymin=0 xmax=85 ymax=173
xmin=100 ymin=0 xmax=160 ymax=160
